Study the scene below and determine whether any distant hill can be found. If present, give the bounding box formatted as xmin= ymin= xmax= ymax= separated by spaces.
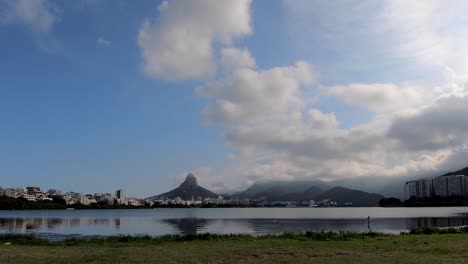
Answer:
xmin=279 ymin=186 xmax=325 ymax=202
xmin=147 ymin=174 xmax=218 ymax=200
xmin=237 ymin=181 xmax=383 ymax=206
xmin=443 ymin=167 xmax=468 ymax=176
xmin=313 ymin=187 xmax=383 ymax=207
xmin=239 ymin=180 xmax=329 ymax=200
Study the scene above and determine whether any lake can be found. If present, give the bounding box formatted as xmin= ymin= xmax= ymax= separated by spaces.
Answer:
xmin=1 ymin=207 xmax=468 ymax=239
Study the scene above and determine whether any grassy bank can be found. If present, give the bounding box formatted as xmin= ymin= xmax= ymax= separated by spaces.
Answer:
xmin=1 ymin=229 xmax=468 ymax=263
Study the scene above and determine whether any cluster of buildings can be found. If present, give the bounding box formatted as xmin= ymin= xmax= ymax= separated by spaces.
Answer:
xmin=146 ymin=196 xmax=343 ymax=207
xmin=147 ymin=196 xmax=251 ymax=207
xmin=265 ymin=199 xmax=346 ymax=207
xmin=0 ymin=187 xmax=55 ymax=202
xmin=0 ymin=186 xmax=143 ymax=206
xmin=405 ymin=174 xmax=468 ymax=200
xmin=0 ymin=186 xmax=347 ymax=208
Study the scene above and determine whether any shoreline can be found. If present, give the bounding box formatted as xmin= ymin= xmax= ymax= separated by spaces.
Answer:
xmin=1 ymin=228 xmax=468 ymax=264
xmin=1 ymin=227 xmax=467 ymax=245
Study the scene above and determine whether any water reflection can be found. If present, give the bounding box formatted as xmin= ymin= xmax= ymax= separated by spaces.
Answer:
xmin=114 ymin=218 xmax=121 ymax=230
xmin=406 ymin=216 xmax=468 ymax=229
xmin=163 ymin=218 xmax=211 ymax=235
xmin=1 ymin=208 xmax=468 ymax=238
xmin=0 ymin=217 xmax=123 ymax=233
xmin=160 ymin=216 xmax=468 ymax=235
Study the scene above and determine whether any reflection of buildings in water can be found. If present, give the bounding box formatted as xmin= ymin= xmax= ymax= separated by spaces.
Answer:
xmin=114 ymin=218 xmax=121 ymax=230
xmin=163 ymin=218 xmax=211 ymax=235
xmin=2 ymin=215 xmax=468 ymax=235
xmin=0 ymin=217 xmax=122 ymax=232
xmin=88 ymin=218 xmax=110 ymax=226
xmin=46 ymin=218 xmax=63 ymax=230
xmin=69 ymin=218 xmax=81 ymax=227
xmin=0 ymin=218 xmax=23 ymax=232
xmin=406 ymin=216 xmax=468 ymax=229
xmin=25 ymin=218 xmax=43 ymax=230
xmin=0 ymin=218 xmax=44 ymax=232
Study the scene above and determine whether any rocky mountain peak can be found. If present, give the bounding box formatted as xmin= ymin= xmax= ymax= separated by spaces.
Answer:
xmin=148 ymin=173 xmax=217 ymax=200
xmin=182 ymin=173 xmax=198 ymax=187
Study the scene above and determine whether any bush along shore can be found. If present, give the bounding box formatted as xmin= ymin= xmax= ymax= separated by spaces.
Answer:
xmin=2 ymin=228 xmax=468 ymax=264
xmin=0 ymin=231 xmax=386 ymax=245
xmin=1 ymin=227 xmax=468 ymax=245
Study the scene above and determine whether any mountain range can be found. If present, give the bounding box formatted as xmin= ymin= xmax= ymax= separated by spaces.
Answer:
xmin=236 ymin=182 xmax=383 ymax=206
xmin=148 ymin=173 xmax=383 ymax=206
xmin=148 ymin=166 xmax=468 ymax=206
xmin=443 ymin=167 xmax=468 ymax=176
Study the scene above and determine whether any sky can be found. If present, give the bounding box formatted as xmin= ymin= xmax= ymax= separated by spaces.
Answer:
xmin=1 ymin=0 xmax=468 ymax=198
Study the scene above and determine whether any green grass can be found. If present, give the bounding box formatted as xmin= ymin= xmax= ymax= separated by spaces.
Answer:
xmin=1 ymin=229 xmax=468 ymax=264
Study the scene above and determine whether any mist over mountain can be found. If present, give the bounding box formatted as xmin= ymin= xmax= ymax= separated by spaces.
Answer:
xmin=237 ymin=181 xmax=383 ymax=206
xmin=239 ymin=180 xmax=331 ymax=198
xmin=277 ymin=186 xmax=325 ymax=202
xmin=147 ymin=174 xmax=218 ymax=200
xmin=314 ymin=187 xmax=383 ymax=207
xmin=241 ymin=166 xmax=468 ymax=200
xmin=238 ymin=178 xmax=402 ymax=200
xmin=148 ymin=166 xmax=468 ymax=204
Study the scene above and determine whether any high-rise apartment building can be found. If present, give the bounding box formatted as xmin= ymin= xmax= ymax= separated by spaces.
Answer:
xmin=407 ymin=175 xmax=468 ymax=200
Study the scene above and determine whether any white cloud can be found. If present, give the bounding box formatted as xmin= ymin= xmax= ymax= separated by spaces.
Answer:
xmin=308 ymin=109 xmax=339 ymax=129
xmin=389 ymin=91 xmax=468 ymax=151
xmin=97 ymin=36 xmax=111 ymax=46
xmin=379 ymin=0 xmax=468 ymax=74
xmin=326 ymin=83 xmax=426 ymax=113
xmin=0 ymin=0 xmax=57 ymax=34
xmin=283 ymin=0 xmax=468 ymax=84
xmin=158 ymin=0 xmax=168 ymax=11
xmin=220 ymin=47 xmax=256 ymax=72
xmin=137 ymin=0 xmax=252 ymax=80
xmin=138 ymin=0 xmax=468 ymax=191
xmin=198 ymin=61 xmax=317 ymax=124
xmin=224 ymin=81 xmax=468 ymax=185
xmin=194 ymin=1 xmax=468 ymax=191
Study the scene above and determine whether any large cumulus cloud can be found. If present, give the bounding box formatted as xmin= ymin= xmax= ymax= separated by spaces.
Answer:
xmin=138 ymin=0 xmax=468 ymax=191
xmin=138 ymin=0 xmax=252 ymax=80
xmin=389 ymin=91 xmax=468 ymax=151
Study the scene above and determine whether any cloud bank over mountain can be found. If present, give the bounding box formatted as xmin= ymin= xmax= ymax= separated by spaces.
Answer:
xmin=138 ymin=0 xmax=468 ymax=191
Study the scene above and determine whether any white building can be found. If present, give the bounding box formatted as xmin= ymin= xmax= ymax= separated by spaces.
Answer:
xmin=21 ymin=194 xmax=36 ymax=202
xmin=173 ymin=197 xmax=183 ymax=204
xmin=80 ymin=195 xmax=97 ymax=205
xmin=115 ymin=189 xmax=127 ymax=205
xmin=47 ymin=189 xmax=62 ymax=196
xmin=405 ymin=178 xmax=434 ymax=200
xmin=4 ymin=188 xmax=25 ymax=198
xmin=404 ymin=181 xmax=417 ymax=200
xmin=433 ymin=175 xmax=468 ymax=197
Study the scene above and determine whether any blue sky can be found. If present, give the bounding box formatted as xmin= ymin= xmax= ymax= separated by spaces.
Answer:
xmin=1 ymin=0 xmax=468 ymax=197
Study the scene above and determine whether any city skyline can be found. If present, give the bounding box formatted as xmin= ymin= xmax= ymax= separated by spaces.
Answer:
xmin=2 ymin=0 xmax=468 ymax=198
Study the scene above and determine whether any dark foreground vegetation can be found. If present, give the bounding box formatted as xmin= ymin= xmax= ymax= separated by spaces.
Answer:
xmin=1 ymin=228 xmax=468 ymax=263
xmin=404 ymin=196 xmax=468 ymax=207
xmin=378 ymin=196 xmax=468 ymax=207
xmin=0 ymin=196 xmax=149 ymax=210
xmin=0 ymin=196 xmax=66 ymax=210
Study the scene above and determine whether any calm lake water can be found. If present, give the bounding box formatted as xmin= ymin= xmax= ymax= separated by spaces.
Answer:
xmin=1 ymin=207 xmax=468 ymax=239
